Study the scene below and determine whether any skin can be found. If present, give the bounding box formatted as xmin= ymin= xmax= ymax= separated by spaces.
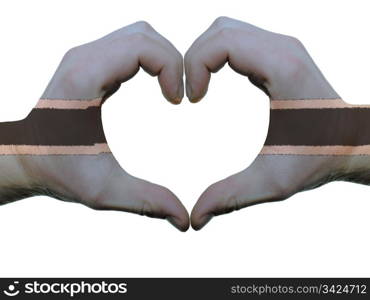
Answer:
xmin=185 ymin=17 xmax=370 ymax=230
xmin=2 ymin=17 xmax=368 ymax=233
xmin=0 ymin=21 xmax=189 ymax=231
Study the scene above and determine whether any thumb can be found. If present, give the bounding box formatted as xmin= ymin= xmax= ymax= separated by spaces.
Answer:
xmin=92 ymin=169 xmax=189 ymax=231
xmin=191 ymin=155 xmax=303 ymax=230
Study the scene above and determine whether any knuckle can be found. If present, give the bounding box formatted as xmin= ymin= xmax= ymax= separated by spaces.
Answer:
xmin=124 ymin=21 xmax=154 ymax=42
xmin=62 ymin=46 xmax=82 ymax=61
xmin=133 ymin=20 xmax=153 ymax=32
xmin=184 ymin=50 xmax=192 ymax=65
xmin=216 ymin=195 xmax=238 ymax=215
xmin=284 ymin=35 xmax=304 ymax=49
xmin=274 ymin=182 xmax=296 ymax=200
xmin=175 ymin=49 xmax=183 ymax=63
xmin=226 ymin=195 xmax=241 ymax=212
xmin=82 ymin=190 xmax=106 ymax=210
xmin=212 ymin=16 xmax=232 ymax=28
xmin=172 ymin=52 xmax=184 ymax=70
xmin=140 ymin=200 xmax=156 ymax=218
xmin=212 ymin=18 xmax=236 ymax=38
xmin=61 ymin=45 xmax=91 ymax=72
xmin=167 ymin=47 xmax=183 ymax=65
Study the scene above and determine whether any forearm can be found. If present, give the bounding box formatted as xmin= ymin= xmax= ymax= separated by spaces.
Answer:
xmin=0 ymin=117 xmax=39 ymax=203
xmin=261 ymin=98 xmax=370 ymax=184
xmin=0 ymin=98 xmax=109 ymax=204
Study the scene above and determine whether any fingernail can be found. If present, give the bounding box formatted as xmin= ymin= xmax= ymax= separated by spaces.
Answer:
xmin=172 ymin=98 xmax=182 ymax=105
xmin=186 ymin=80 xmax=192 ymax=100
xmin=167 ymin=216 xmax=189 ymax=232
xmin=189 ymin=97 xmax=202 ymax=103
xmin=177 ymin=80 xmax=184 ymax=100
xmin=192 ymin=214 xmax=212 ymax=230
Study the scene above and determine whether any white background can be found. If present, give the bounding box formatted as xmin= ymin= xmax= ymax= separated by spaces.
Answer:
xmin=0 ymin=0 xmax=369 ymax=277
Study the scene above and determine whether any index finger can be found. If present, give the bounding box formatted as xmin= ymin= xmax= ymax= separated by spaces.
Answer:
xmin=184 ymin=17 xmax=282 ymax=102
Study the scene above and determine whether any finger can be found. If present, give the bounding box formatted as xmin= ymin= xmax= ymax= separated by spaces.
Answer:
xmin=191 ymin=155 xmax=305 ymax=230
xmin=184 ymin=17 xmax=272 ymax=102
xmin=184 ymin=29 xmax=228 ymax=102
xmin=91 ymin=167 xmax=189 ymax=231
xmin=137 ymin=35 xmax=184 ymax=104
xmin=97 ymin=21 xmax=184 ymax=104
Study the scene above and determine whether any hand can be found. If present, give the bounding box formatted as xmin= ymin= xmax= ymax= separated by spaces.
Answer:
xmin=185 ymin=17 xmax=369 ymax=230
xmin=0 ymin=21 xmax=189 ymax=231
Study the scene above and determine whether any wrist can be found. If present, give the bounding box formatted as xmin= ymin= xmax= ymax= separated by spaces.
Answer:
xmin=262 ymin=98 xmax=370 ymax=183
xmin=316 ymin=100 xmax=370 ymax=183
xmin=0 ymin=151 xmax=35 ymax=204
xmin=0 ymin=115 xmax=39 ymax=203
